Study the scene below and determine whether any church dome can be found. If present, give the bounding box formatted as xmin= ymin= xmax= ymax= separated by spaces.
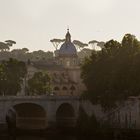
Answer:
xmin=59 ymin=29 xmax=77 ymax=57
xmin=59 ymin=42 xmax=77 ymax=56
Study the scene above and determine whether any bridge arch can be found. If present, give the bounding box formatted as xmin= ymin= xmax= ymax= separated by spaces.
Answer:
xmin=7 ymin=103 xmax=47 ymax=130
xmin=56 ymin=103 xmax=76 ymax=127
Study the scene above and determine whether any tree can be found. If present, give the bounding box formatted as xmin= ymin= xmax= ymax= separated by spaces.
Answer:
xmin=50 ymin=38 xmax=65 ymax=50
xmin=31 ymin=50 xmax=53 ymax=61
xmin=0 ymin=58 xmax=27 ymax=96
xmin=104 ymin=39 xmax=121 ymax=56
xmin=45 ymin=51 xmax=53 ymax=59
xmin=73 ymin=40 xmax=88 ymax=51
xmin=89 ymin=40 xmax=105 ymax=50
xmin=21 ymin=48 xmax=29 ymax=54
xmin=97 ymin=41 xmax=105 ymax=49
xmin=5 ymin=40 xmax=16 ymax=46
xmin=122 ymin=34 xmax=136 ymax=48
xmin=0 ymin=42 xmax=9 ymax=52
xmin=81 ymin=34 xmax=140 ymax=109
xmin=10 ymin=49 xmax=53 ymax=62
xmin=78 ymin=48 xmax=92 ymax=60
xmin=28 ymin=72 xmax=50 ymax=95
xmin=5 ymin=40 xmax=16 ymax=51
xmin=0 ymin=40 xmax=16 ymax=52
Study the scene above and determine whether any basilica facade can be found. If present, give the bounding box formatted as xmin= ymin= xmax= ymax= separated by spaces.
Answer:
xmin=24 ymin=29 xmax=85 ymax=96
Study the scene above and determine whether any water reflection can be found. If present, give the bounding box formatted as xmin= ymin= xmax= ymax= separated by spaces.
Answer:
xmin=16 ymin=136 xmax=45 ymax=140
xmin=15 ymin=135 xmax=77 ymax=140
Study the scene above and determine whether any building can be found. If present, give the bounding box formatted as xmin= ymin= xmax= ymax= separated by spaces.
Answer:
xmin=22 ymin=29 xmax=85 ymax=96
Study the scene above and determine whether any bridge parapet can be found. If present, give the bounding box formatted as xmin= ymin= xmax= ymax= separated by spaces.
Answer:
xmin=0 ymin=95 xmax=81 ymax=101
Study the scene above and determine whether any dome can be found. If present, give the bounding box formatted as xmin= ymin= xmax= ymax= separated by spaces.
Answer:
xmin=59 ymin=42 xmax=77 ymax=56
xmin=59 ymin=29 xmax=77 ymax=57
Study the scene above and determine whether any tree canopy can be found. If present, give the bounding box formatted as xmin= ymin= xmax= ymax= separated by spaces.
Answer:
xmin=0 ymin=40 xmax=16 ymax=52
xmin=0 ymin=58 xmax=27 ymax=96
xmin=28 ymin=72 xmax=51 ymax=95
xmin=50 ymin=38 xmax=65 ymax=50
xmin=81 ymin=34 xmax=140 ymax=109
xmin=78 ymin=48 xmax=92 ymax=60
xmin=89 ymin=40 xmax=105 ymax=50
xmin=73 ymin=40 xmax=88 ymax=51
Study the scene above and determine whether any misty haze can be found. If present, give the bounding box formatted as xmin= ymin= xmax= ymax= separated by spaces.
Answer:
xmin=0 ymin=0 xmax=140 ymax=140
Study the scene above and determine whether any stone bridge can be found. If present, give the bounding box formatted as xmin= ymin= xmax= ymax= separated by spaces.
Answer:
xmin=0 ymin=95 xmax=83 ymax=129
xmin=0 ymin=95 xmax=140 ymax=130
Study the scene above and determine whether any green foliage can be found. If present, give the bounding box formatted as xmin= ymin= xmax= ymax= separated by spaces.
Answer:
xmin=81 ymin=34 xmax=140 ymax=109
xmin=0 ymin=58 xmax=27 ymax=96
xmin=31 ymin=50 xmax=53 ymax=60
xmin=0 ymin=40 xmax=53 ymax=61
xmin=21 ymin=48 xmax=29 ymax=53
xmin=28 ymin=71 xmax=51 ymax=95
xmin=5 ymin=40 xmax=16 ymax=47
xmin=73 ymin=40 xmax=88 ymax=50
xmin=0 ymin=42 xmax=10 ymax=51
xmin=50 ymin=38 xmax=65 ymax=50
xmin=0 ymin=40 xmax=16 ymax=52
xmin=77 ymin=48 xmax=92 ymax=60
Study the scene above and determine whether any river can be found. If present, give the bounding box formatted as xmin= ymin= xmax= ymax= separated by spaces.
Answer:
xmin=1 ymin=134 xmax=86 ymax=140
xmin=11 ymin=135 xmax=77 ymax=140
xmin=0 ymin=130 xmax=110 ymax=140
xmin=1 ymin=128 xmax=138 ymax=140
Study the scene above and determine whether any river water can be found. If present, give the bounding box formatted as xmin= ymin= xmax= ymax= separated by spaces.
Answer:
xmin=0 ymin=130 xmax=109 ymax=140
xmin=1 ymin=134 xmax=87 ymax=140
xmin=12 ymin=135 xmax=77 ymax=140
xmin=0 ymin=133 xmax=116 ymax=140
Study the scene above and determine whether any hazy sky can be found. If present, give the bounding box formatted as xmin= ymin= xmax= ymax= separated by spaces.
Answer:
xmin=0 ymin=0 xmax=140 ymax=51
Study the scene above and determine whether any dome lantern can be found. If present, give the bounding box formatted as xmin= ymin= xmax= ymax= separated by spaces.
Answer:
xmin=65 ymin=28 xmax=71 ymax=43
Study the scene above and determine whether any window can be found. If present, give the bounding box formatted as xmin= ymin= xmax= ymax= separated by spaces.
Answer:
xmin=70 ymin=85 xmax=76 ymax=91
xmin=62 ymin=86 xmax=67 ymax=90
xmin=54 ymin=87 xmax=60 ymax=91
